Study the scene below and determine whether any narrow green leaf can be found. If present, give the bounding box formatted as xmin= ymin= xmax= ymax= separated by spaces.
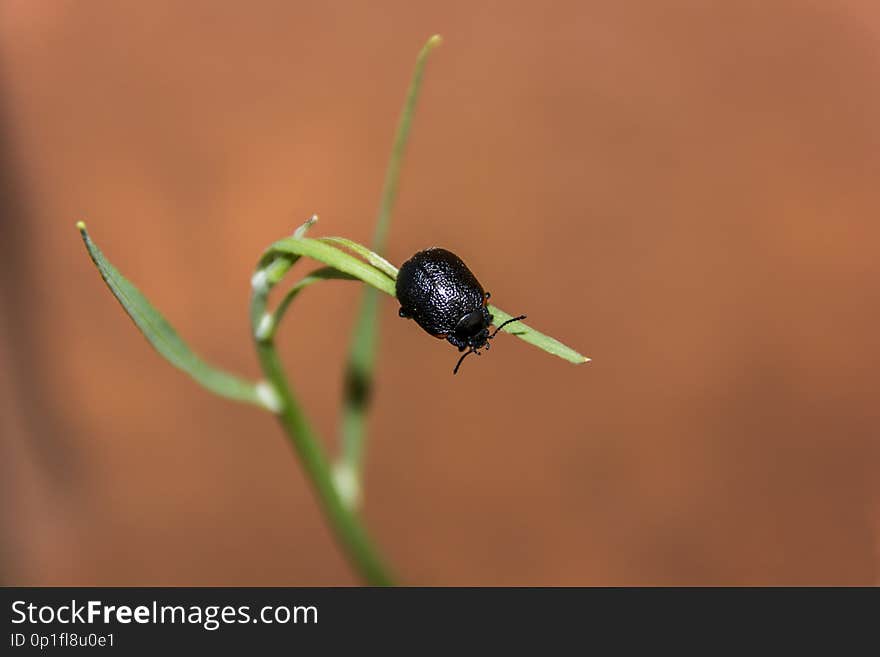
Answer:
xmin=488 ymin=306 xmax=590 ymax=365
xmin=76 ymin=222 xmax=264 ymax=408
xmin=264 ymin=237 xmax=396 ymax=296
xmin=318 ymin=237 xmax=399 ymax=279
xmin=372 ymin=34 xmax=443 ymax=253
xmin=257 ymin=229 xmax=589 ymax=366
xmin=339 ymin=35 xmax=443 ymax=487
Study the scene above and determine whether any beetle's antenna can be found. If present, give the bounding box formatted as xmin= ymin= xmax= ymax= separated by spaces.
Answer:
xmin=453 ymin=348 xmax=477 ymax=375
xmin=490 ymin=314 xmax=527 ymax=339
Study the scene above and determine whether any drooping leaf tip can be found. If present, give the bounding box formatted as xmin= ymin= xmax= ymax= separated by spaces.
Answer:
xmin=293 ymin=214 xmax=319 ymax=239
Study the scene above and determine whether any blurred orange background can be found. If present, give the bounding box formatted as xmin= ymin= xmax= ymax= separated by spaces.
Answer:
xmin=1 ymin=1 xmax=878 ymax=585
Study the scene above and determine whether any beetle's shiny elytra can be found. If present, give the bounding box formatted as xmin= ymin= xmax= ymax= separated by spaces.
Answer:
xmin=395 ymin=247 xmax=526 ymax=374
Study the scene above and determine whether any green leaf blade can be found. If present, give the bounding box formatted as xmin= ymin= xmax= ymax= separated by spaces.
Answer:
xmin=263 ymin=228 xmax=589 ymax=367
xmin=488 ymin=306 xmax=590 ymax=365
xmin=372 ymin=34 xmax=442 ymax=253
xmin=338 ymin=35 xmax=443 ymax=486
xmin=318 ymin=236 xmax=399 ymax=279
xmin=265 ymin=237 xmax=396 ymax=297
xmin=77 ymin=222 xmax=264 ymax=407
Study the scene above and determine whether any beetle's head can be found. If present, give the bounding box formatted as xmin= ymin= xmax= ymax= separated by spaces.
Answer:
xmin=452 ymin=312 xmax=528 ymax=375
xmin=453 ymin=309 xmax=491 ymax=349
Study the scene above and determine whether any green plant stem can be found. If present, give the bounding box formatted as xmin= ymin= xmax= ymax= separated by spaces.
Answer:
xmin=339 ymin=34 xmax=443 ymax=488
xmin=254 ymin=338 xmax=394 ymax=586
xmin=371 ymin=34 xmax=442 ymax=253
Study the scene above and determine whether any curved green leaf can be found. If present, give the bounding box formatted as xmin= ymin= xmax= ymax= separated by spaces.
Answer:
xmin=76 ymin=222 xmax=264 ymax=407
xmin=262 ymin=237 xmax=396 ymax=297
xmin=319 ymin=237 xmax=399 ymax=279
xmin=254 ymin=225 xmax=590 ymax=366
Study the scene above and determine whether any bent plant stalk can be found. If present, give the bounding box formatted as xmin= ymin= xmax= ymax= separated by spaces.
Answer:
xmin=75 ymin=37 xmax=590 ymax=586
xmin=248 ymin=229 xmax=398 ymax=585
xmin=252 ymin=334 xmax=394 ymax=585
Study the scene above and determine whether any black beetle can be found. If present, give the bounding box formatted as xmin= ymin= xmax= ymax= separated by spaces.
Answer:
xmin=396 ymin=247 xmax=526 ymax=374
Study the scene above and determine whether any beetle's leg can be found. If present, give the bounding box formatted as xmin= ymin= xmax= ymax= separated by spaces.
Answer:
xmin=483 ymin=291 xmax=491 ymax=306
xmin=445 ymin=334 xmax=466 ymax=350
